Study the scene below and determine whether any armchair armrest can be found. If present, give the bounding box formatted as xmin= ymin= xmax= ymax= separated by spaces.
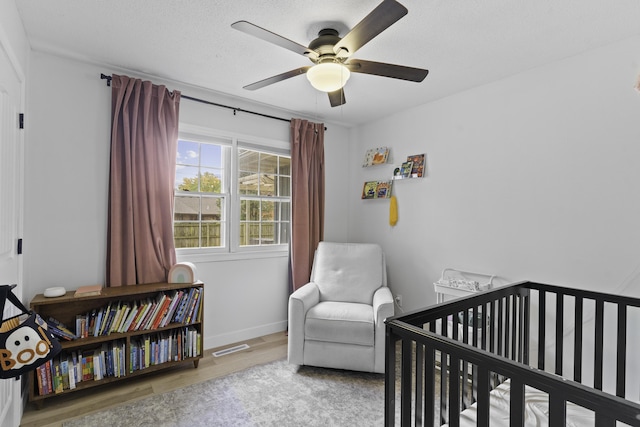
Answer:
xmin=288 ymin=282 xmax=320 ymax=365
xmin=373 ymin=286 xmax=394 ymax=325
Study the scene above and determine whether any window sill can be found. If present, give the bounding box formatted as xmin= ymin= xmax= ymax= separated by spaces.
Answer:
xmin=176 ymin=248 xmax=289 ymax=264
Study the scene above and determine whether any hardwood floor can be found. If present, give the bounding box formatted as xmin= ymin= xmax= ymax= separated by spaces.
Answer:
xmin=20 ymin=332 xmax=288 ymax=427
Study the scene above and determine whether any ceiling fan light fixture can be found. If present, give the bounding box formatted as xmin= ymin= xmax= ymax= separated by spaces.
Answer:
xmin=306 ymin=63 xmax=351 ymax=92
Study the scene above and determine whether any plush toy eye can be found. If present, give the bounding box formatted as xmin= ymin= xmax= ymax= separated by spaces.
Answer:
xmin=24 ymin=335 xmax=30 ymax=341
xmin=14 ymin=340 xmax=20 ymax=346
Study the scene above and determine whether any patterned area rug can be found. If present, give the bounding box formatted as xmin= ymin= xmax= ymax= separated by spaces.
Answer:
xmin=63 ymin=359 xmax=391 ymax=427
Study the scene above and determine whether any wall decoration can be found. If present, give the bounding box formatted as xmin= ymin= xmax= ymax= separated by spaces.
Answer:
xmin=406 ymin=153 xmax=425 ymax=178
xmin=400 ymin=161 xmax=413 ymax=178
xmin=362 ymin=147 xmax=390 ymax=167
xmin=362 ymin=180 xmax=392 ymax=199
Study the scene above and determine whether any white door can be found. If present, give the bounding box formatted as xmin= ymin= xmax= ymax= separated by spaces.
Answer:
xmin=0 ymin=37 xmax=25 ymax=427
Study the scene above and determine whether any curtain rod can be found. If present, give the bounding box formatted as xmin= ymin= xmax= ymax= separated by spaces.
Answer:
xmin=100 ymin=73 xmax=299 ymax=126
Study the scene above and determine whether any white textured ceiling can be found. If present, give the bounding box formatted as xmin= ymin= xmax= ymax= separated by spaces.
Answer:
xmin=14 ymin=0 xmax=640 ymax=127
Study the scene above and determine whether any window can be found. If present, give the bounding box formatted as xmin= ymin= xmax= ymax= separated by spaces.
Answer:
xmin=238 ymin=149 xmax=291 ymax=247
xmin=174 ymin=130 xmax=290 ymax=254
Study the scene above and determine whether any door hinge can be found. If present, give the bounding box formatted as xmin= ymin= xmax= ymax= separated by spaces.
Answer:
xmin=17 ymin=239 xmax=22 ymax=255
xmin=19 ymin=113 xmax=24 ymax=129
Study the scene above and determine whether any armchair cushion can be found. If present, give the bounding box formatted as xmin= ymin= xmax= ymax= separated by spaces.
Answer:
xmin=312 ymin=242 xmax=384 ymax=305
xmin=305 ymin=302 xmax=374 ymax=346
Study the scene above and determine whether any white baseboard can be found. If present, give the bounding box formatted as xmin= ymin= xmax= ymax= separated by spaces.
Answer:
xmin=203 ymin=320 xmax=287 ymax=350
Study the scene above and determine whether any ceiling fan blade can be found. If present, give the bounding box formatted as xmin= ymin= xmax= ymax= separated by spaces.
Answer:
xmin=243 ymin=67 xmax=312 ymax=90
xmin=346 ymin=59 xmax=428 ymax=82
xmin=328 ymin=88 xmax=346 ymax=107
xmin=231 ymin=21 xmax=319 ymax=61
xmin=333 ymin=0 xmax=408 ymax=59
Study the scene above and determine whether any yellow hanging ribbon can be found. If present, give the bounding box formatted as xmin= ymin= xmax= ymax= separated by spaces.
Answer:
xmin=389 ymin=195 xmax=398 ymax=226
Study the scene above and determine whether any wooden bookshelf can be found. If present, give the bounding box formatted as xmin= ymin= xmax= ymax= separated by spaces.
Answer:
xmin=28 ymin=281 xmax=204 ymax=406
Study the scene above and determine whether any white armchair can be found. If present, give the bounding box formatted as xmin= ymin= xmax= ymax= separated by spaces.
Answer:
xmin=288 ymin=242 xmax=394 ymax=373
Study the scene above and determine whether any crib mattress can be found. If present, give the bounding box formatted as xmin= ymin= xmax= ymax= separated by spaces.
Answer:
xmin=442 ymin=379 xmax=596 ymax=427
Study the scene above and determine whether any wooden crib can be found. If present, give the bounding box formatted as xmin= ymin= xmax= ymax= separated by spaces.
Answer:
xmin=385 ymin=281 xmax=640 ymax=426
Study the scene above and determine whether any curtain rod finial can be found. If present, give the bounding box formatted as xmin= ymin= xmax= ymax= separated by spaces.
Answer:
xmin=100 ymin=73 xmax=112 ymax=86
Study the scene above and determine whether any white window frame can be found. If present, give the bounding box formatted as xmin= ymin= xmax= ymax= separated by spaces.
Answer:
xmin=175 ymin=124 xmax=290 ymax=262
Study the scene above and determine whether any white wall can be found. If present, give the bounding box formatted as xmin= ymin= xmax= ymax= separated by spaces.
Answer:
xmin=350 ymin=35 xmax=640 ymax=313
xmin=23 ymin=51 xmax=351 ymax=349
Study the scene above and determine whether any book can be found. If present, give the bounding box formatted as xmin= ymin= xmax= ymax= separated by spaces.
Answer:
xmin=362 ymin=147 xmax=390 ymax=167
xmin=361 ymin=181 xmax=379 ymax=199
xmin=400 ymin=161 xmax=413 ymax=178
xmin=74 ymin=284 xmax=103 ymax=297
xmin=151 ymin=295 xmax=172 ymax=330
xmin=375 ymin=181 xmax=392 ymax=199
xmin=406 ymin=153 xmax=425 ymax=178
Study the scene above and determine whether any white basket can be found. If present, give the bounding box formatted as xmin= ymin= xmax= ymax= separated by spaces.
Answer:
xmin=434 ymin=268 xmax=495 ymax=293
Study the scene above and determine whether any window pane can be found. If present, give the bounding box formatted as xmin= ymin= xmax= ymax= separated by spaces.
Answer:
xmin=239 ymin=171 xmax=259 ymax=195
xmin=174 ymin=222 xmax=200 ymax=248
xmin=200 ymin=144 xmax=222 ymax=168
xmin=260 ymin=223 xmax=275 ymax=245
xmin=261 ymin=174 xmax=276 ymax=196
xmin=261 ymin=200 xmax=274 ymax=221
xmin=244 ymin=222 xmax=260 ymax=245
xmin=177 ymin=140 xmax=199 ymax=166
xmin=279 ymin=157 xmax=290 ymax=176
xmin=200 ymin=169 xmax=223 ymax=193
xmin=260 ymin=153 xmax=277 ymax=174
xmin=175 ymin=166 xmax=200 ymax=191
xmin=248 ymin=200 xmax=260 ymax=221
xmin=280 ymin=201 xmax=290 ymax=221
xmin=174 ymin=195 xmax=199 ymax=221
xmin=238 ymin=149 xmax=259 ymax=173
xmin=278 ymin=222 xmax=289 ymax=244
xmin=278 ymin=176 xmax=290 ymax=197
xmin=201 ymin=222 xmax=222 ymax=248
xmin=201 ymin=197 xmax=222 ymax=221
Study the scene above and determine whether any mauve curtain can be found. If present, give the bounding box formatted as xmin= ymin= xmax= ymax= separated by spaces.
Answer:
xmin=290 ymin=119 xmax=325 ymax=291
xmin=106 ymin=74 xmax=181 ymax=287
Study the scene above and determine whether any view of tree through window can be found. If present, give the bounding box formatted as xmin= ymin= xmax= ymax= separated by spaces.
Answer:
xmin=174 ymin=139 xmax=225 ymax=249
xmin=174 ymin=137 xmax=290 ymax=251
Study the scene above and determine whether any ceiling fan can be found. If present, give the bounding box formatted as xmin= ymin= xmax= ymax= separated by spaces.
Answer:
xmin=231 ymin=0 xmax=429 ymax=107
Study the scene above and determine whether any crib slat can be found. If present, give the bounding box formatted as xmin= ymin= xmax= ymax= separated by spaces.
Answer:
xmin=538 ymin=290 xmax=546 ymax=370
xmin=415 ymin=344 xmax=424 ymax=425
xmin=509 ymin=378 xmax=525 ymax=426
xmin=481 ymin=302 xmax=487 ymax=351
xmin=594 ymin=413 xmax=616 ymax=427
xmin=574 ymin=296 xmax=583 ymax=383
xmin=497 ymin=297 xmax=504 ymax=357
xmin=522 ymin=294 xmax=530 ymax=365
xmin=505 ymin=296 xmax=512 ymax=359
xmin=555 ymin=293 xmax=564 ymax=376
xmin=448 ymin=355 xmax=461 ymax=427
xmin=476 ymin=366 xmax=490 ymax=427
xmin=510 ymin=296 xmax=517 ymax=361
xmin=384 ymin=329 xmax=397 ymax=426
xmin=548 ymin=391 xmax=566 ymax=427
xmin=594 ymin=299 xmax=604 ymax=390
xmin=424 ymin=346 xmax=435 ymax=427
xmin=489 ymin=300 xmax=496 ymax=354
xmin=401 ymin=339 xmax=413 ymax=426
xmin=616 ymin=304 xmax=627 ymax=398
xmin=440 ymin=351 xmax=448 ymax=425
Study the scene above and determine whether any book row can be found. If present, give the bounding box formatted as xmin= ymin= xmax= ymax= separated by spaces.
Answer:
xmin=72 ymin=287 xmax=202 ymax=339
xmin=35 ymin=327 xmax=201 ymax=396
xmin=130 ymin=327 xmax=201 ymax=372
xmin=35 ymin=339 xmax=126 ymax=396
